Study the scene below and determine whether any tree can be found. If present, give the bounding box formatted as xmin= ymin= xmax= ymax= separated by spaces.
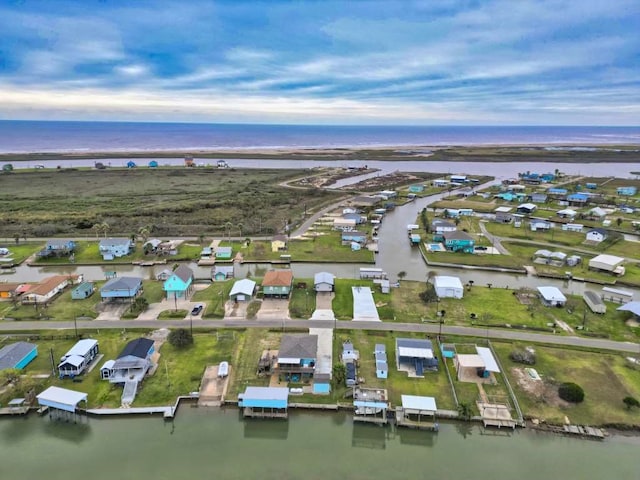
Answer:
xmin=397 ymin=271 xmax=407 ymax=282
xmin=616 ymin=217 xmax=623 ymax=227
xmin=427 ymin=270 xmax=437 ymax=284
xmin=92 ymin=223 xmax=102 ymax=239
xmin=100 ymin=222 xmax=110 ymax=238
xmin=558 ymin=382 xmax=585 ymax=403
xmin=419 ymin=283 xmax=438 ymax=304
xmin=623 ymin=396 xmax=640 ymax=410
xmin=130 ymin=297 xmax=149 ymax=315
xmin=168 ymin=328 xmax=194 ymax=348
xmin=332 ymin=363 xmax=346 ymax=386
xmin=138 ymin=226 xmax=150 ymax=243
xmin=457 ymin=402 xmax=472 ymax=421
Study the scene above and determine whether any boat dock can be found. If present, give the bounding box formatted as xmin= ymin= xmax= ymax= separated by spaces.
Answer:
xmin=87 ymin=406 xmax=175 ymax=418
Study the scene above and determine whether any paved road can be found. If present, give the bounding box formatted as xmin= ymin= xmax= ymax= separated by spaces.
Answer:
xmin=3 ymin=318 xmax=638 ymax=354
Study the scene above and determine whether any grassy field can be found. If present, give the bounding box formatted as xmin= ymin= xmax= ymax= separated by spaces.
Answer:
xmin=288 ymin=280 xmax=316 ymax=318
xmin=0 ymin=242 xmax=43 ymax=264
xmin=492 ymin=341 xmax=640 ymax=425
xmin=191 ymin=281 xmax=234 ymax=318
xmin=332 ymin=279 xmax=392 ymax=320
xmin=0 ymin=168 xmax=340 ymax=238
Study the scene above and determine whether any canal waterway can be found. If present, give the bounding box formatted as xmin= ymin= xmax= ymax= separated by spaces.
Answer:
xmin=1 ymin=409 xmax=637 ymax=480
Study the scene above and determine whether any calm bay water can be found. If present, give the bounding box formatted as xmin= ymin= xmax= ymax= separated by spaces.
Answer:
xmin=1 ymin=409 xmax=638 ymax=480
xmin=0 ymin=121 xmax=639 ymax=153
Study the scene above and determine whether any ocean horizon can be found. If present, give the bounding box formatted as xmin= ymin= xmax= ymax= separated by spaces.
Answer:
xmin=0 ymin=120 xmax=639 ymax=153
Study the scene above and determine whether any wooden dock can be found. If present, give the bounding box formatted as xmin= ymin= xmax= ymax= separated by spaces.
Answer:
xmin=86 ymin=406 xmax=174 ymax=418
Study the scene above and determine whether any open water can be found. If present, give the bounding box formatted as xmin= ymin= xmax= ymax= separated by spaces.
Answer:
xmin=0 ymin=121 xmax=639 ymax=153
xmin=1 ymin=409 xmax=638 ymax=480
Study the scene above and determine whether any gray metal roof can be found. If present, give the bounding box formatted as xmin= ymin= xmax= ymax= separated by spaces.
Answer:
xmin=279 ymin=335 xmax=318 ymax=359
xmin=314 ymin=272 xmax=335 ymax=285
xmin=101 ymin=276 xmax=142 ymax=292
xmin=62 ymin=339 xmax=98 ymax=359
xmin=0 ymin=342 xmax=37 ymax=370
xmin=99 ymin=237 xmax=131 ymax=247
xmin=172 ymin=264 xmax=194 ymax=283
xmin=37 ymin=386 xmax=87 ymax=412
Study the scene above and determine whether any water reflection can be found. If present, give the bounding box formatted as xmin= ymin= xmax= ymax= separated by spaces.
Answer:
xmin=243 ymin=419 xmax=289 ymax=440
xmin=42 ymin=419 xmax=92 ymax=443
xmin=352 ymin=423 xmax=387 ymax=449
xmin=397 ymin=428 xmax=437 ymax=447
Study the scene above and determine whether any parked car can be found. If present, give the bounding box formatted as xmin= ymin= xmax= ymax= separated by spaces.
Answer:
xmin=475 ymin=246 xmax=488 ymax=251
xmin=191 ymin=304 xmax=203 ymax=316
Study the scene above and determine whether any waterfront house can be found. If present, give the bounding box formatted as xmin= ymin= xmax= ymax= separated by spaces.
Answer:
xmin=537 ymin=286 xmax=567 ymax=307
xmin=126 ymin=160 xmax=136 ymax=168
xmin=58 ymin=339 xmax=99 ymax=378
xmin=155 ymin=268 xmax=173 ymax=281
xmin=212 ymin=265 xmax=234 ymax=281
xmin=0 ymin=282 xmax=20 ymax=300
xmin=341 ymin=231 xmax=367 ymax=245
xmin=547 ymin=187 xmax=568 ymax=196
xmin=601 ymin=287 xmax=633 ymax=304
xmin=276 ymin=334 xmax=318 ymax=382
xmin=617 ymin=186 xmax=637 ymax=196
xmin=586 ymin=228 xmax=608 ymax=243
xmin=0 ymin=342 xmax=37 ymax=371
xmin=434 ymin=276 xmax=464 ymax=299
xmin=586 ymin=183 xmax=598 ymax=189
xmin=454 ymin=346 xmax=500 ymax=381
xmin=262 ymin=270 xmax=293 ymax=298
xmin=238 ymin=386 xmax=289 ymax=419
xmin=333 ymin=217 xmax=357 ymax=231
xmin=271 ymin=235 xmax=288 ymax=252
xmin=343 ymin=213 xmax=367 ymax=224
xmin=556 ymin=208 xmax=577 ymax=219
xmin=516 ymin=203 xmax=537 ymax=214
xmin=38 ymin=239 xmax=76 ymax=258
xmin=101 ymin=337 xmax=154 ymax=384
xmin=431 ymin=220 xmax=457 ymax=235
xmin=21 ymin=275 xmax=73 ymax=304
xmin=100 ymin=276 xmax=143 ymax=302
xmin=530 ymin=193 xmax=548 ymax=204
xmin=314 ymin=272 xmax=335 ymax=292
xmin=99 ymin=238 xmax=133 ymax=260
xmin=433 ymin=179 xmax=449 ymax=188
xmin=567 ymin=193 xmax=590 ymax=206
xmin=589 ymin=254 xmax=625 ymax=275
xmin=144 ymin=238 xmax=162 ymax=253
xmin=495 ymin=211 xmax=513 ymax=223
xmin=229 ymin=278 xmax=256 ymax=302
xmin=71 ymin=281 xmax=94 ymax=300
xmin=215 ymin=246 xmax=233 ymax=260
xmin=395 ymin=338 xmax=438 ymax=376
xmin=583 ymin=291 xmax=606 ymax=314
xmin=163 ymin=265 xmax=194 ymax=300
xmin=530 ymin=220 xmax=551 ymax=231
xmin=587 ymin=206 xmax=607 ymax=219
xmin=617 ymin=302 xmax=640 ymax=321
xmin=562 ymin=223 xmax=584 ymax=232
xmin=442 ymin=231 xmax=475 ymax=253
xmin=148 ymin=160 xmax=158 ymax=168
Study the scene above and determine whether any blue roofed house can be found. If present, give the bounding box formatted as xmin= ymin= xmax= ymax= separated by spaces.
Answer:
xmin=0 ymin=342 xmax=38 ymax=371
xmin=567 ymin=192 xmax=590 ymax=206
xmin=71 ymin=281 xmax=95 ymax=300
xmin=395 ymin=338 xmax=438 ymax=377
xmin=442 ymin=231 xmax=475 ymax=253
xmin=57 ymin=339 xmax=99 ymax=378
xmin=148 ymin=160 xmax=158 ymax=168
xmin=617 ymin=186 xmax=637 ymax=196
xmin=126 ymin=160 xmax=137 ymax=168
xmin=341 ymin=231 xmax=367 ymax=245
xmin=100 ymin=276 xmax=143 ymax=302
xmin=163 ymin=265 xmax=194 ymax=300
xmin=38 ymin=239 xmax=76 ymax=258
xmin=99 ymin=238 xmax=133 ymax=260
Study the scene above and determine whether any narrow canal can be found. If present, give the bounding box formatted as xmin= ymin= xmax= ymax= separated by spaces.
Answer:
xmin=1 ymin=409 xmax=637 ymax=480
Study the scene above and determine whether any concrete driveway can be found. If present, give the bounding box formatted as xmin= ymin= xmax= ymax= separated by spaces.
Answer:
xmin=136 ymin=297 xmax=203 ymax=321
xmin=311 ymin=292 xmax=335 ymax=320
xmin=256 ymin=298 xmax=290 ymax=320
xmin=95 ymin=302 xmax=130 ymax=321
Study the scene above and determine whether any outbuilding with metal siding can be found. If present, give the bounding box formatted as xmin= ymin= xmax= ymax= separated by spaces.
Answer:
xmin=0 ymin=342 xmax=38 ymax=370
xmin=583 ymin=291 xmax=606 ymax=314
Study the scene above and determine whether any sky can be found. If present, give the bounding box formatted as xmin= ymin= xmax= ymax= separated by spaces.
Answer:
xmin=0 ymin=0 xmax=638 ymax=125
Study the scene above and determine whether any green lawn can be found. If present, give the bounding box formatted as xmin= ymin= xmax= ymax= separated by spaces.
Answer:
xmin=332 ymin=279 xmax=392 ymax=320
xmin=288 ymin=279 xmax=316 ymax=318
xmin=225 ymin=329 xmax=278 ymax=399
xmin=0 ymin=242 xmax=43 ymax=264
xmin=492 ymin=341 xmax=640 ymax=425
xmin=192 ymin=281 xmax=234 ymax=318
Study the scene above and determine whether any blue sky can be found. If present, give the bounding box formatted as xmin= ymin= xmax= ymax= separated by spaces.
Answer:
xmin=0 ymin=0 xmax=638 ymax=125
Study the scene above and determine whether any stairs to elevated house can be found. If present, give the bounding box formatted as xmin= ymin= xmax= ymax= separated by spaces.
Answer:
xmin=121 ymin=380 xmax=139 ymax=405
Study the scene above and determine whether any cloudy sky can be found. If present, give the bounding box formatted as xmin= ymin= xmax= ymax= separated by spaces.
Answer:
xmin=0 ymin=0 xmax=638 ymax=125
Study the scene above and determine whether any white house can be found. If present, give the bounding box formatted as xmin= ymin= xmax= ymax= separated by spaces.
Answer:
xmin=586 ymin=228 xmax=607 ymax=243
xmin=314 ymin=272 xmax=335 ymax=292
xmin=229 ymin=279 xmax=257 ymax=302
xmin=434 ymin=276 xmax=464 ymax=299
xmin=431 ymin=220 xmax=457 ymax=234
xmin=537 ymin=286 xmax=567 ymax=307
xmin=57 ymin=339 xmax=99 ymax=378
xmin=333 ymin=218 xmax=357 ymax=231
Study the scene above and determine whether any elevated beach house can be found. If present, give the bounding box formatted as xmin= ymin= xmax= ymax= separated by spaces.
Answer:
xmin=276 ymin=334 xmax=318 ymax=382
xmin=100 ymin=337 xmax=155 ymax=384
xmin=38 ymin=239 xmax=76 ymax=258
xmin=442 ymin=231 xmax=475 ymax=253
xmin=262 ymin=270 xmax=293 ymax=298
xmin=395 ymin=338 xmax=438 ymax=377
xmin=57 ymin=339 xmax=99 ymax=378
xmin=99 ymin=237 xmax=133 ymax=260
xmin=163 ymin=265 xmax=194 ymax=300
xmin=100 ymin=276 xmax=143 ymax=302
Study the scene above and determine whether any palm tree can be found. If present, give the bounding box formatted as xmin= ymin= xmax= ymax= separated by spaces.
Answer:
xmin=224 ymin=221 xmax=233 ymax=242
xmin=92 ymin=223 xmax=101 ymax=239
xmin=138 ymin=226 xmax=150 ymax=243
xmin=100 ymin=222 xmax=110 ymax=238
xmin=237 ymin=222 xmax=244 ymax=238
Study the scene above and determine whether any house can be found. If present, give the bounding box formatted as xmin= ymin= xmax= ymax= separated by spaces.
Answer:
xmin=341 ymin=231 xmax=367 ymax=245
xmin=434 ymin=276 xmax=464 ymax=299
xmin=442 ymin=230 xmax=475 ymax=253
xmin=547 ymin=187 xmax=568 ymax=196
xmin=562 ymin=223 xmax=584 ymax=232
xmin=496 ymin=192 xmax=517 ymax=202
xmin=567 ymin=193 xmax=590 ymax=206
xmin=148 ymin=160 xmax=158 ymax=168
xmin=212 ymin=265 xmax=234 ymax=281
xmin=583 ymin=291 xmax=606 ymax=314
xmin=537 ymin=286 xmax=567 ymax=307
xmin=359 ymin=268 xmax=388 ymax=280
xmin=495 ymin=211 xmax=513 ymax=223
xmin=71 ymin=282 xmax=94 ymax=300
xmin=215 ymin=246 xmax=233 ymax=260
xmin=100 ymin=337 xmax=154 ymax=383
xmin=601 ymin=286 xmax=633 ymax=304
xmin=271 ymin=235 xmax=288 ymax=252
xmin=454 ymin=347 xmax=500 ymax=381
xmin=516 ymin=203 xmax=537 ymax=214
xmin=126 ymin=160 xmax=136 ymax=168
xmin=38 ymin=239 xmax=76 ymax=257
xmin=155 ymin=268 xmax=173 ymax=281
xmin=163 ymin=265 xmax=194 ymax=301
xmin=450 ymin=175 xmax=467 ymax=184
xmin=238 ymin=386 xmax=289 ymax=419
xmin=21 ymin=275 xmax=72 ymax=304
xmin=341 ymin=341 xmax=359 ymax=362
xmin=556 ymin=208 xmax=577 ymax=219
xmin=156 ymin=240 xmax=179 ymax=256
xmin=343 ymin=213 xmax=366 ymax=224
xmin=586 ymin=228 xmax=608 ymax=243
xmin=262 ymin=270 xmax=293 ymax=298
xmin=99 ymin=238 xmax=133 ymax=260
xmin=0 ymin=342 xmax=37 ymax=371
xmin=276 ymin=334 xmax=318 ymax=382
xmin=314 ymin=272 xmax=335 ymax=292
xmin=0 ymin=282 xmax=20 ymax=300
xmin=617 ymin=186 xmax=637 ymax=196
xmin=333 ymin=218 xmax=357 ymax=231
xmin=589 ymin=254 xmax=625 ymax=275
xmin=617 ymin=302 xmax=640 ymax=321
xmin=431 ymin=220 xmax=457 ymax=234
xmin=375 ymin=351 xmax=388 ymax=379
xmin=530 ymin=193 xmax=547 ymax=204
xmin=144 ymin=238 xmax=162 ymax=253
xmin=57 ymin=339 xmax=99 ymax=378
xmin=433 ymin=179 xmax=449 ymax=188
xmin=229 ymin=278 xmax=256 ymax=302
xmin=586 ymin=183 xmax=598 ymax=189
xmin=588 ymin=206 xmax=607 ymax=219
xmin=395 ymin=338 xmax=438 ymax=376
xmin=100 ymin=276 xmax=143 ymax=301
xmin=530 ymin=220 xmax=551 ymax=231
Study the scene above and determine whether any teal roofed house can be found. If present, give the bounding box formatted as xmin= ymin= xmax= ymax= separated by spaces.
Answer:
xmin=163 ymin=265 xmax=194 ymax=299
xmin=617 ymin=186 xmax=637 ymax=196
xmin=0 ymin=342 xmax=38 ymax=371
xmin=71 ymin=282 xmax=95 ymax=300
xmin=148 ymin=160 xmax=158 ymax=168
xmin=442 ymin=231 xmax=475 ymax=253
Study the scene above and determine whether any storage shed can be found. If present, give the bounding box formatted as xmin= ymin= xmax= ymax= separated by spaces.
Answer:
xmin=537 ymin=286 xmax=567 ymax=307
xmin=583 ymin=291 xmax=606 ymax=314
xmin=0 ymin=342 xmax=38 ymax=371
xmin=229 ymin=278 xmax=257 ymax=301
xmin=434 ymin=276 xmax=464 ymax=299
